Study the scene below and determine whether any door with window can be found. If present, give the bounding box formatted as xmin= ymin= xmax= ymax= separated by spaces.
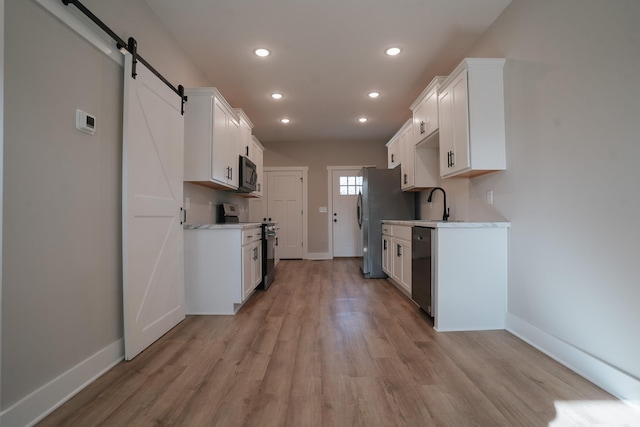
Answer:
xmin=331 ymin=169 xmax=362 ymax=257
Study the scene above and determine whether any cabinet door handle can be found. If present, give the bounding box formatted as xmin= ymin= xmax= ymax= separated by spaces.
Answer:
xmin=420 ymin=120 xmax=425 ymax=135
xmin=383 ymin=240 xmax=387 ymax=250
xmin=404 ymin=174 xmax=408 ymax=184
xmin=391 ymin=153 xmax=395 ymax=163
xmin=246 ymin=146 xmax=249 ymax=156
xmin=450 ymin=151 xmax=455 ymax=167
xmin=397 ymin=244 xmax=402 ymax=257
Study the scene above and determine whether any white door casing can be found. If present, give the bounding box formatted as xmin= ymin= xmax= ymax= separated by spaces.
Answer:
xmin=331 ymin=169 xmax=362 ymax=257
xmin=268 ymin=170 xmax=303 ymax=259
xmin=122 ymin=52 xmax=185 ymax=360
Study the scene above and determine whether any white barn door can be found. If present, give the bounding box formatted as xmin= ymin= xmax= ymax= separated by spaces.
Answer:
xmin=122 ymin=53 xmax=185 ymax=360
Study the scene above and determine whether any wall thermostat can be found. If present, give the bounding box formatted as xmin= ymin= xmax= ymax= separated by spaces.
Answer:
xmin=76 ymin=109 xmax=96 ymax=135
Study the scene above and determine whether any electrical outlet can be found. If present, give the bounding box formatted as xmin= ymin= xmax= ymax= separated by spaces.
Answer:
xmin=487 ymin=190 xmax=494 ymax=205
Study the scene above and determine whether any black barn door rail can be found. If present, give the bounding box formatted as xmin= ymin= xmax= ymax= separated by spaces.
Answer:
xmin=61 ymin=0 xmax=188 ymax=114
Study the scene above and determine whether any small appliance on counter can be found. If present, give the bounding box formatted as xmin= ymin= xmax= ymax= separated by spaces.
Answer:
xmin=219 ymin=202 xmax=240 ymax=223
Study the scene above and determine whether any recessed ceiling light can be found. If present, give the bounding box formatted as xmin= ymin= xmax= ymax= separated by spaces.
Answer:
xmin=368 ymin=92 xmax=380 ymax=98
xmin=254 ymin=48 xmax=270 ymax=57
xmin=271 ymin=93 xmax=283 ymax=100
xmin=280 ymin=118 xmax=290 ymax=124
xmin=358 ymin=117 xmax=368 ymax=123
xmin=385 ymin=47 xmax=402 ymax=56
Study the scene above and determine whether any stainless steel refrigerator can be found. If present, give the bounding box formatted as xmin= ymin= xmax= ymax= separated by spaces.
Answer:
xmin=356 ymin=167 xmax=415 ymax=278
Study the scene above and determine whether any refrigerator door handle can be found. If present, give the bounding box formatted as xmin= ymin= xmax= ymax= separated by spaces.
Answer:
xmin=356 ymin=192 xmax=363 ymax=229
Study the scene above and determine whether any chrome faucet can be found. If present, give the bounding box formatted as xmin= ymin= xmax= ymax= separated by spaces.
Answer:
xmin=427 ymin=187 xmax=450 ymax=221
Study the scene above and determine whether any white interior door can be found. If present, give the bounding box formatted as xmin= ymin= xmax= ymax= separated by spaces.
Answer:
xmin=268 ymin=170 xmax=303 ymax=259
xmin=122 ymin=53 xmax=185 ymax=360
xmin=332 ymin=169 xmax=362 ymax=257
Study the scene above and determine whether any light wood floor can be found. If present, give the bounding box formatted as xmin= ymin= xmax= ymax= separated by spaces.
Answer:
xmin=39 ymin=259 xmax=634 ymax=426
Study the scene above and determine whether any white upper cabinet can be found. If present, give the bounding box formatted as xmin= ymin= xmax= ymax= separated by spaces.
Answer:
xmin=399 ymin=120 xmax=414 ymax=189
xmin=400 ymin=120 xmax=439 ymax=191
xmin=251 ymin=135 xmax=264 ymax=197
xmin=184 ymin=87 xmax=240 ymax=190
xmin=438 ymin=58 xmax=506 ymax=178
xmin=410 ymin=76 xmax=446 ymax=145
xmin=386 ymin=133 xmax=402 ymax=169
xmin=234 ymin=108 xmax=254 ymax=158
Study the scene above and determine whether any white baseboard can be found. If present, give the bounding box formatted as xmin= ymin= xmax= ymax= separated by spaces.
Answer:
xmin=506 ymin=313 xmax=640 ymax=402
xmin=305 ymin=252 xmax=331 ymax=260
xmin=0 ymin=339 xmax=124 ymax=427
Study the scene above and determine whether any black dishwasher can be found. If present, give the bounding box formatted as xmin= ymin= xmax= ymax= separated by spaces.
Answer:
xmin=412 ymin=227 xmax=434 ymax=316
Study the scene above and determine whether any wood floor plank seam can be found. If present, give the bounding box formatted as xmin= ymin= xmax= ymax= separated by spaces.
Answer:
xmin=36 ymin=259 xmax=632 ymax=427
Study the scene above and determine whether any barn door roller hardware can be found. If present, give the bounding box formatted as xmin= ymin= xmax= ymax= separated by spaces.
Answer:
xmin=61 ymin=0 xmax=188 ymax=115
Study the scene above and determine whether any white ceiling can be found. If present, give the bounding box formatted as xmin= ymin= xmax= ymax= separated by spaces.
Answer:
xmin=145 ymin=0 xmax=511 ymax=144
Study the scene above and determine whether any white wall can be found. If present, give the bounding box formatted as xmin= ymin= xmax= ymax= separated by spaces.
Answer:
xmin=3 ymin=0 xmax=124 ymax=409
xmin=0 ymin=0 xmax=220 ymax=421
xmin=419 ymin=0 xmax=640 ymax=396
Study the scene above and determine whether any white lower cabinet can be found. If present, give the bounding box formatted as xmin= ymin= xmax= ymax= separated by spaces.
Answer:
xmin=381 ymin=235 xmax=391 ymax=276
xmin=382 ymin=221 xmax=509 ymax=331
xmin=242 ymin=228 xmax=262 ymax=300
xmin=432 ymin=227 xmax=507 ymax=331
xmin=184 ymin=225 xmax=262 ymax=315
xmin=382 ymin=224 xmax=411 ymax=295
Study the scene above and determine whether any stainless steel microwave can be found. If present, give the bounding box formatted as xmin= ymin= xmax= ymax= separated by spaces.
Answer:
xmin=237 ymin=155 xmax=257 ymax=193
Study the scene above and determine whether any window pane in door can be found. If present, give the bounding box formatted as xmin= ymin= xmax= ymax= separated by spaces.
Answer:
xmin=339 ymin=175 xmax=363 ymax=197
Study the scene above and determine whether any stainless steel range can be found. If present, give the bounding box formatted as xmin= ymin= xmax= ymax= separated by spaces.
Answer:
xmin=260 ymin=222 xmax=277 ymax=290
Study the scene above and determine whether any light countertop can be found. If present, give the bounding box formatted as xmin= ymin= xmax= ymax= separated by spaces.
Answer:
xmin=184 ymin=223 xmax=263 ymax=230
xmin=383 ymin=220 xmax=511 ymax=228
